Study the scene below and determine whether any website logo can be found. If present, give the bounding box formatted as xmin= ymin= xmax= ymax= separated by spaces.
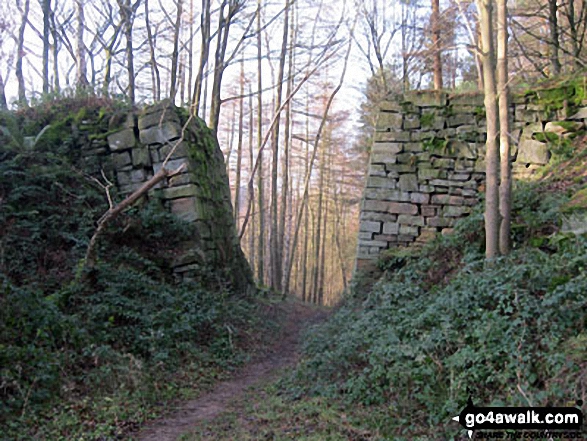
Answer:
xmin=452 ymin=397 xmax=584 ymax=439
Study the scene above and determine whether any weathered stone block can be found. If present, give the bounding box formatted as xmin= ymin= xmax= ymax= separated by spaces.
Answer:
xmin=163 ymin=184 xmax=198 ymax=200
xmin=418 ymin=169 xmax=444 ymax=180
xmin=396 ymin=153 xmax=416 ymax=164
xmin=430 ymin=178 xmax=466 ymax=187
xmin=359 ymin=239 xmax=388 ymax=248
xmin=108 ymin=128 xmax=136 ymax=151
xmin=410 ymin=192 xmax=430 ymax=204
xmin=170 ymin=197 xmax=199 ymax=222
xmin=377 ymin=111 xmax=403 ymax=130
xmin=369 ymin=164 xmax=387 ymax=177
xmin=448 ymin=114 xmax=475 ymax=127
xmin=403 ymin=116 xmax=420 ymax=130
xmin=372 ymin=142 xmax=403 ymax=155
xmin=399 ymin=174 xmax=419 ymax=191
xmin=421 ymin=206 xmax=437 ymax=217
xmin=545 ymin=121 xmax=583 ymax=134
xmin=407 ymin=91 xmax=447 ymax=107
xmin=432 ymin=158 xmax=455 ymax=168
xmin=419 ymin=184 xmax=436 ymax=193
xmin=398 ymin=215 xmax=425 ymax=226
xmin=371 ymin=152 xmax=398 ymax=164
xmin=431 ymin=194 xmax=464 ymax=205
xmin=383 ymin=222 xmax=400 ymax=234
xmin=139 ymin=122 xmax=182 ymax=145
xmin=448 ymin=93 xmax=484 ymax=106
xmin=375 ymin=130 xmax=411 ymax=142
xmin=569 ymin=107 xmax=587 ymax=120
xmin=404 ymin=142 xmax=424 ymax=153
xmin=366 ymin=176 xmax=396 ymax=189
xmin=361 ymin=212 xmax=397 ymax=222
xmin=358 ymin=232 xmax=373 ymax=240
xmin=112 ymin=151 xmax=132 ymax=168
xmin=427 ymin=217 xmax=455 ymax=227
xmin=442 ymin=205 xmax=471 ymax=217
xmin=517 ymin=139 xmax=550 ymax=165
xmin=132 ymin=146 xmax=151 ymax=168
xmin=395 ymin=164 xmax=417 ymax=173
xmin=360 ymin=221 xmax=382 ymax=233
xmin=159 ymin=141 xmax=189 ymax=161
xmin=417 ymin=228 xmax=437 ymax=242
xmin=138 ymin=107 xmax=180 ymax=130
xmin=153 ymin=158 xmax=188 ymax=174
xmin=449 ymin=173 xmax=471 ymax=181
xmin=374 ymin=234 xmax=398 ymax=242
xmin=411 ymin=131 xmax=436 ymax=141
xmin=399 ymin=224 xmax=419 ymax=235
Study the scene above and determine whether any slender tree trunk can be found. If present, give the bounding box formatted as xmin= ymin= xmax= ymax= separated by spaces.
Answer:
xmin=548 ymin=0 xmax=561 ymax=75
xmin=170 ymin=0 xmax=183 ymax=101
xmin=431 ymin=0 xmax=443 ymax=90
xmin=16 ymin=0 xmax=31 ymax=105
xmin=269 ymin=0 xmax=290 ymax=291
xmin=248 ymin=87 xmax=256 ymax=276
xmin=42 ymin=0 xmax=51 ymax=94
xmin=0 ymin=74 xmax=7 ymax=109
xmin=193 ymin=0 xmax=210 ymax=115
xmin=256 ymin=0 xmax=265 ymax=284
xmin=280 ymin=10 xmax=295 ymax=297
xmin=75 ymin=0 xmax=89 ymax=91
xmin=145 ymin=0 xmax=160 ymax=101
xmin=210 ymin=0 xmax=240 ymax=131
xmin=497 ymin=0 xmax=511 ymax=255
xmin=477 ymin=0 xmax=500 ymax=260
xmin=234 ymin=60 xmax=245 ymax=225
xmin=187 ymin=0 xmax=194 ymax=102
xmin=50 ymin=8 xmax=60 ymax=93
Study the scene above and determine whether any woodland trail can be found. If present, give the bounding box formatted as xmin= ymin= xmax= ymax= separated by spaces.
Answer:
xmin=134 ymin=299 xmax=329 ymax=441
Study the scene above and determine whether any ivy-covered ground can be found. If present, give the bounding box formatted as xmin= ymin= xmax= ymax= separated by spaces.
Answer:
xmin=182 ymin=151 xmax=587 ymax=440
xmin=0 ymin=99 xmax=283 ymax=440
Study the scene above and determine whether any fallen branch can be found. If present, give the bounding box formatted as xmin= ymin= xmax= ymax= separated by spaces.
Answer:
xmin=83 ymin=163 xmax=186 ymax=270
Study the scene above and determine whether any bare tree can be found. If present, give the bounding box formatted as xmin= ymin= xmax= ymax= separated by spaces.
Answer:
xmin=497 ymin=0 xmax=511 ymax=255
xmin=169 ymin=0 xmax=183 ymax=101
xmin=477 ymin=0 xmax=500 ymax=259
xmin=16 ymin=0 xmax=31 ymax=105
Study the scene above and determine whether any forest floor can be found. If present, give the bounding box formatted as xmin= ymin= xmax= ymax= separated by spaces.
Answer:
xmin=133 ymin=299 xmax=330 ymax=441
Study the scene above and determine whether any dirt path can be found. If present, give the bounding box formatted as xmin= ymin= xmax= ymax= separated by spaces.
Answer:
xmin=135 ymin=300 xmax=329 ymax=441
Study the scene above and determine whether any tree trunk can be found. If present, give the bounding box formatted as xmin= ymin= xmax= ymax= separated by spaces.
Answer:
xmin=0 ymin=74 xmax=7 ymax=109
xmin=497 ymin=0 xmax=511 ymax=255
xmin=269 ymin=0 xmax=290 ymax=292
xmin=431 ymin=0 xmax=443 ymax=90
xmin=170 ymin=0 xmax=183 ymax=101
xmin=548 ymin=0 xmax=561 ymax=75
xmin=76 ymin=0 xmax=89 ymax=91
xmin=42 ymin=0 xmax=51 ymax=94
xmin=248 ymin=87 xmax=256 ymax=276
xmin=144 ymin=0 xmax=160 ymax=101
xmin=16 ymin=0 xmax=31 ymax=106
xmin=256 ymin=0 xmax=265 ymax=285
xmin=234 ymin=60 xmax=245 ymax=226
xmin=192 ymin=0 xmax=210 ymax=115
xmin=50 ymin=7 xmax=60 ymax=93
xmin=477 ymin=0 xmax=500 ymax=260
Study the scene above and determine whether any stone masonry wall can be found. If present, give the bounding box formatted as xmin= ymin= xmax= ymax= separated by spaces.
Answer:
xmin=76 ymin=99 xmax=253 ymax=292
xmin=355 ymin=89 xmax=587 ymax=279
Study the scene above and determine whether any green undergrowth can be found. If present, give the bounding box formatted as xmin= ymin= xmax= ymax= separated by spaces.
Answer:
xmin=277 ymin=182 xmax=586 ymax=440
xmin=0 ymin=103 xmax=273 ymax=440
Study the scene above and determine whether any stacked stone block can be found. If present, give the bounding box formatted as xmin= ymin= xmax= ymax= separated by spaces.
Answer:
xmin=356 ymin=89 xmax=587 ymax=278
xmin=76 ymin=99 xmax=254 ymax=292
